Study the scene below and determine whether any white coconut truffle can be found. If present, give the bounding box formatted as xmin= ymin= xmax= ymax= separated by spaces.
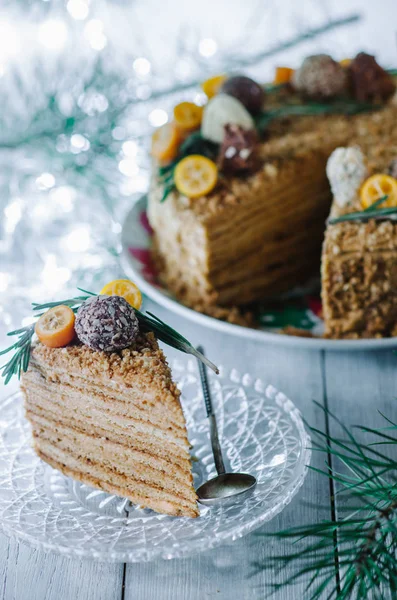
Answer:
xmin=326 ymin=147 xmax=367 ymax=208
xmin=201 ymin=94 xmax=254 ymax=144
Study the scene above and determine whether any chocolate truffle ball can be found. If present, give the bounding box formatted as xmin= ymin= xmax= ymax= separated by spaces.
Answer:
xmin=292 ymin=54 xmax=348 ymax=100
xmin=75 ymin=295 xmax=139 ymax=352
xmin=349 ymin=52 xmax=396 ymax=102
xmin=220 ymin=75 xmax=265 ymax=116
xmin=218 ymin=124 xmax=258 ymax=174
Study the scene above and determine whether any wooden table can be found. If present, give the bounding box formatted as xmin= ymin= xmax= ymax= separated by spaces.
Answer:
xmin=1 ymin=299 xmax=396 ymax=600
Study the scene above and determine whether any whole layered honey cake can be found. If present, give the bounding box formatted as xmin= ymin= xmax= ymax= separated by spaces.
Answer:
xmin=148 ymin=53 xmax=397 ymax=334
xmin=2 ymin=280 xmax=218 ymax=517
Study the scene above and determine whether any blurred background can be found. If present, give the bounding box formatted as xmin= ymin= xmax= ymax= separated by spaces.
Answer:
xmin=0 ymin=0 xmax=396 ymax=344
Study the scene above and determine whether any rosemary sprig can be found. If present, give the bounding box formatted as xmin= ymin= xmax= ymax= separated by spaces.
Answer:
xmin=362 ymin=194 xmax=389 ymax=212
xmin=1 ymin=289 xmax=218 ymax=384
xmin=328 ymin=197 xmax=397 ymax=225
xmin=254 ymin=404 xmax=397 ymax=599
xmin=254 ymin=100 xmax=377 ymax=131
xmin=1 ymin=292 xmax=93 ymax=384
xmin=0 ymin=326 xmax=34 ymax=385
xmin=263 ymin=82 xmax=289 ymax=93
xmin=135 ymin=310 xmax=218 ymax=373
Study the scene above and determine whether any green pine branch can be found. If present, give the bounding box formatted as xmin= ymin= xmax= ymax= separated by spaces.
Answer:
xmin=253 ymin=404 xmax=397 ymax=599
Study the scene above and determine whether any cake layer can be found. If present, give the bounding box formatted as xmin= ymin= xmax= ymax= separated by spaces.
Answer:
xmin=23 ymin=369 xmax=187 ymax=438
xmin=28 ymin=362 xmax=185 ymax=429
xmin=35 ymin=447 xmax=198 ymax=518
xmin=29 ymin=414 xmax=195 ymax=499
xmin=29 ymin=334 xmax=185 ymax=421
xmin=150 ymin=157 xmax=333 ymax=308
xmin=25 ymin=393 xmax=189 ymax=464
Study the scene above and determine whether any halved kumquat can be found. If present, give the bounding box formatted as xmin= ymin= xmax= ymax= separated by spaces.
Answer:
xmin=360 ymin=174 xmax=397 ymax=209
xmin=273 ymin=66 xmax=294 ymax=85
xmin=100 ymin=279 xmax=142 ymax=310
xmin=173 ymin=102 xmax=203 ymax=131
xmin=151 ymin=122 xmax=181 ymax=163
xmin=174 ymin=155 xmax=218 ymax=199
xmin=201 ymin=74 xmax=227 ymax=99
xmin=35 ymin=305 xmax=76 ymax=348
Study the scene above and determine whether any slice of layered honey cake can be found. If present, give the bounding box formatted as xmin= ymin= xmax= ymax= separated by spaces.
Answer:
xmin=22 ymin=331 xmax=198 ymax=517
xmin=2 ymin=280 xmax=218 ymax=518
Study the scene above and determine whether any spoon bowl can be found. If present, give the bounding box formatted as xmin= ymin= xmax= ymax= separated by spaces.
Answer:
xmin=195 ymin=346 xmax=257 ymax=508
xmin=196 ymin=472 xmax=257 ymax=506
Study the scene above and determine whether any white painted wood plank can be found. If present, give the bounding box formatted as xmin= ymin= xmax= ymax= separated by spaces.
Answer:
xmin=324 ymin=350 xmax=397 ymax=428
xmin=324 ymin=350 xmax=397 ymax=477
xmin=125 ymin=302 xmax=334 ymax=600
xmin=0 ymin=532 xmax=123 ymax=600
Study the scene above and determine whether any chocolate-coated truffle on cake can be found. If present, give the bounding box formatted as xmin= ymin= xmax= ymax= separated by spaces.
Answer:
xmin=75 ymin=295 xmax=139 ymax=352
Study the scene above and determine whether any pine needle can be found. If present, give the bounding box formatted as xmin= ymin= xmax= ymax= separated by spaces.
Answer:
xmin=254 ymin=408 xmax=397 ymax=599
xmin=328 ymin=202 xmax=397 ymax=225
xmin=254 ymin=100 xmax=377 ymax=131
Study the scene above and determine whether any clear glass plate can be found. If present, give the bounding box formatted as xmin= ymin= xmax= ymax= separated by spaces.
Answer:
xmin=0 ymin=360 xmax=310 ymax=562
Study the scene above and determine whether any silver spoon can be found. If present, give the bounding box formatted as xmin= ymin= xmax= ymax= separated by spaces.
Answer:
xmin=195 ymin=347 xmax=257 ymax=506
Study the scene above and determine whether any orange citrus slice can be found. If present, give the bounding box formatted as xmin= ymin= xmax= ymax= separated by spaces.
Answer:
xmin=360 ymin=174 xmax=397 ymax=209
xmin=173 ymin=102 xmax=203 ymax=131
xmin=201 ymin=74 xmax=227 ymax=99
xmin=100 ymin=279 xmax=142 ymax=310
xmin=174 ymin=155 xmax=218 ymax=199
xmin=35 ymin=305 xmax=76 ymax=348
xmin=151 ymin=122 xmax=181 ymax=163
xmin=273 ymin=66 xmax=294 ymax=85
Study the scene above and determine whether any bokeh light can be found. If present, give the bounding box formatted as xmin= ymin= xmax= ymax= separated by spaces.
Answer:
xmin=36 ymin=173 xmax=56 ymax=190
xmin=84 ymin=19 xmax=107 ymax=51
xmin=148 ymin=109 xmax=168 ymax=127
xmin=133 ymin=57 xmax=151 ymax=77
xmin=118 ymin=159 xmax=139 ymax=177
xmin=67 ymin=0 xmax=89 ymax=21
xmin=38 ymin=20 xmax=68 ymax=50
xmin=198 ymin=38 xmax=217 ymax=58
xmin=0 ymin=22 xmax=20 ymax=63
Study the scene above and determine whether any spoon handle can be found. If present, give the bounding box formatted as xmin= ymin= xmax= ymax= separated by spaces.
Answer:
xmin=196 ymin=347 xmax=226 ymax=476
